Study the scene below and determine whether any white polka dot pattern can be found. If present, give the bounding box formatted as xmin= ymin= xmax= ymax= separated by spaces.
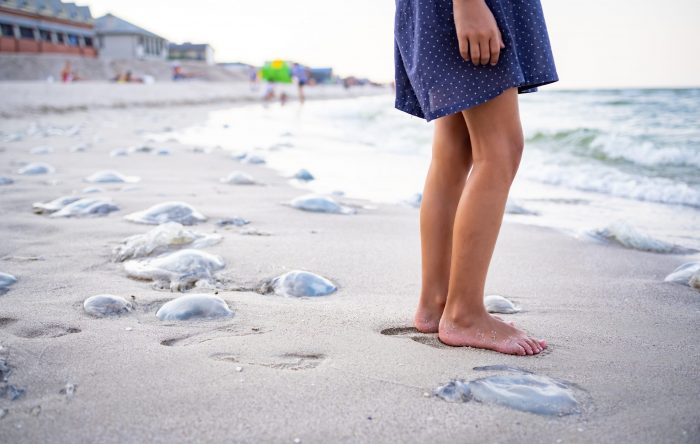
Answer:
xmin=394 ymin=0 xmax=558 ymax=121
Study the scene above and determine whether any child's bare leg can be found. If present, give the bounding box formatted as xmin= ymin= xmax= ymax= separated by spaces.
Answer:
xmin=414 ymin=113 xmax=472 ymax=332
xmin=438 ymin=88 xmax=546 ymax=355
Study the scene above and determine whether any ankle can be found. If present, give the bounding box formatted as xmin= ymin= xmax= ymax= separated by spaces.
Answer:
xmin=418 ymin=289 xmax=447 ymax=308
xmin=441 ymin=303 xmax=489 ymax=327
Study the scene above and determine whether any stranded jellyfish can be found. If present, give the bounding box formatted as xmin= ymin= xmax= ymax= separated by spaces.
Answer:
xmin=0 ymin=272 xmax=17 ymax=295
xmin=262 ymin=270 xmax=337 ymax=297
xmin=17 ymin=162 xmax=55 ymax=175
xmin=84 ymin=170 xmax=140 ymax=184
xmin=664 ymin=262 xmax=700 ymax=290
xmin=293 ymin=169 xmax=314 ymax=181
xmin=484 ymin=295 xmax=521 ymax=314
xmin=220 ymin=171 xmax=256 ymax=185
xmin=0 ymin=177 xmax=13 ymax=185
xmin=435 ymin=371 xmax=580 ymax=416
xmin=124 ymin=248 xmax=225 ymax=291
xmin=50 ymin=198 xmax=119 ymax=218
xmin=33 ymin=195 xmax=82 ymax=214
xmin=113 ymin=222 xmax=222 ymax=262
xmin=155 ymin=294 xmax=233 ymax=321
xmin=125 ymin=201 xmax=207 ymax=225
xmin=83 ymin=294 xmax=133 ymax=317
xmin=289 ymin=194 xmax=355 ymax=215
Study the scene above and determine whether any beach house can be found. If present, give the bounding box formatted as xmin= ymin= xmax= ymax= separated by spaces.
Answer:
xmin=95 ymin=13 xmax=167 ymax=60
xmin=168 ymin=42 xmax=214 ymax=65
xmin=0 ymin=0 xmax=96 ymax=57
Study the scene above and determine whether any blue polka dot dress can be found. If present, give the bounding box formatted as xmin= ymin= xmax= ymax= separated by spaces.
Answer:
xmin=394 ymin=0 xmax=558 ymax=121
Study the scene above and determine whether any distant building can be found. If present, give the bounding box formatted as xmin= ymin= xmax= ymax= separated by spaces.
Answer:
xmin=95 ymin=13 xmax=167 ymax=60
xmin=168 ymin=42 xmax=214 ymax=65
xmin=0 ymin=0 xmax=96 ymax=57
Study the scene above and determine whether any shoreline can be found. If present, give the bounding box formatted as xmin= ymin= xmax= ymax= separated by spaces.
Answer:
xmin=0 ymin=81 xmax=390 ymax=119
xmin=0 ymin=97 xmax=699 ymax=442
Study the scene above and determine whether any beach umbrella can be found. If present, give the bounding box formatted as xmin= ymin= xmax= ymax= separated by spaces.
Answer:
xmin=260 ymin=60 xmax=292 ymax=83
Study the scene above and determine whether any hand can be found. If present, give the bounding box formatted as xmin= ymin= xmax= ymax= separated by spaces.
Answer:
xmin=453 ymin=0 xmax=506 ymax=66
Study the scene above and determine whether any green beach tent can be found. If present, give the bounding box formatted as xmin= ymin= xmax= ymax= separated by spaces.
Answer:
xmin=260 ymin=60 xmax=292 ymax=83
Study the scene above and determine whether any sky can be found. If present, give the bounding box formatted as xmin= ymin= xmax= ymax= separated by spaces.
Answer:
xmin=87 ymin=0 xmax=700 ymax=89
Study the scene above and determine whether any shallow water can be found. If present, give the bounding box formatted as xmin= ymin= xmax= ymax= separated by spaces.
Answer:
xmin=83 ymin=294 xmax=133 ymax=317
xmin=584 ymin=221 xmax=695 ymax=254
xmin=220 ymin=171 xmax=255 ymax=185
xmin=125 ymin=201 xmax=207 ymax=225
xmin=113 ymin=222 xmax=222 ymax=262
xmin=435 ymin=372 xmax=580 ymax=416
xmin=17 ymin=162 xmax=54 ymax=175
xmin=50 ymin=198 xmax=119 ymax=218
xmin=84 ymin=170 xmax=140 ymax=184
xmin=156 ymin=294 xmax=233 ymax=321
xmin=289 ymin=194 xmax=355 ymax=215
xmin=264 ymin=270 xmax=337 ymax=297
xmin=484 ymin=295 xmax=521 ymax=314
xmin=0 ymin=272 xmax=17 ymax=295
xmin=124 ymin=248 xmax=225 ymax=291
xmin=160 ymin=90 xmax=700 ymax=251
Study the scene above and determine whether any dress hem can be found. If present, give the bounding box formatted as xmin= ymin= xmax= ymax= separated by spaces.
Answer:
xmin=395 ymin=76 xmax=558 ymax=122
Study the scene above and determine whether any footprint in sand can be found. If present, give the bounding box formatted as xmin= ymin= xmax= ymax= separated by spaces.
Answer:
xmin=210 ymin=352 xmax=325 ymax=371
xmin=160 ymin=325 xmax=268 ymax=347
xmin=380 ymin=327 xmax=448 ymax=350
xmin=12 ymin=323 xmax=81 ymax=339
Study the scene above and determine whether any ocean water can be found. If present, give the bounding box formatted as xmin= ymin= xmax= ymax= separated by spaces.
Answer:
xmin=165 ymin=88 xmax=700 ymax=252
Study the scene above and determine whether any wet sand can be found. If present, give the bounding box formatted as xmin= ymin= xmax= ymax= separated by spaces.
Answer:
xmin=1 ymin=89 xmax=699 ymax=443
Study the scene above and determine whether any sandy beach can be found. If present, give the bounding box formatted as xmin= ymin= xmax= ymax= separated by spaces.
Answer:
xmin=0 ymin=84 xmax=699 ymax=443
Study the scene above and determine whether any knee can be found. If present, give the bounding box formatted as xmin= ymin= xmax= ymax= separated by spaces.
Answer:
xmin=476 ymin=135 xmax=524 ymax=186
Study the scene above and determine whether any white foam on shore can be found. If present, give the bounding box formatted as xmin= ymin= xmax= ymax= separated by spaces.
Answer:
xmin=664 ymin=262 xmax=700 ymax=290
xmin=583 ymin=221 xmax=695 ymax=254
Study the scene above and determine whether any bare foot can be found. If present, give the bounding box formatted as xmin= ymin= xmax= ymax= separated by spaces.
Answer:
xmin=414 ymin=302 xmax=444 ymax=333
xmin=438 ymin=312 xmax=546 ymax=356
xmin=415 ymin=303 xmax=512 ymax=334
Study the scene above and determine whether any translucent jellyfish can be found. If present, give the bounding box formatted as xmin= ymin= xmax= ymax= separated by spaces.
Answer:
xmin=109 ymin=148 xmax=129 ymax=157
xmin=17 ymin=162 xmax=55 ymax=175
xmin=0 ymin=177 xmax=13 ymax=185
xmin=70 ymin=143 xmax=89 ymax=153
xmin=289 ymin=194 xmax=355 ymax=215
xmin=30 ymin=146 xmax=53 ymax=155
xmin=125 ymin=201 xmax=207 ymax=225
xmin=33 ymin=195 xmax=82 ymax=214
xmin=83 ymin=294 xmax=133 ymax=317
xmin=238 ymin=153 xmax=265 ymax=164
xmin=484 ymin=295 xmax=521 ymax=314
xmin=220 ymin=171 xmax=255 ymax=185
xmin=263 ymin=270 xmax=337 ymax=297
xmin=155 ymin=148 xmax=171 ymax=156
xmin=664 ymin=262 xmax=700 ymax=290
xmin=433 ymin=380 xmax=472 ymax=403
xmin=0 ymin=272 xmax=17 ymax=295
xmin=156 ymin=294 xmax=233 ymax=321
xmin=293 ymin=169 xmax=314 ymax=181
xmin=505 ymin=199 xmax=538 ymax=215
xmin=124 ymin=249 xmax=225 ymax=291
xmin=586 ymin=222 xmax=694 ymax=254
xmin=129 ymin=145 xmax=154 ymax=154
xmin=82 ymin=187 xmax=104 ymax=194
xmin=84 ymin=170 xmax=140 ymax=184
xmin=51 ymin=198 xmax=119 ymax=218
xmin=112 ymin=222 xmax=223 ymax=262
xmin=435 ymin=374 xmax=580 ymax=416
xmin=216 ymin=217 xmax=250 ymax=227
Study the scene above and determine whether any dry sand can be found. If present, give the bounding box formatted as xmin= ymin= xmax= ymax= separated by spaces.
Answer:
xmin=0 ymin=86 xmax=698 ymax=443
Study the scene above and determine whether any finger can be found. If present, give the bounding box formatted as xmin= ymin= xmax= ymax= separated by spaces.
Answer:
xmin=458 ymin=38 xmax=470 ymax=61
xmin=498 ymin=29 xmax=506 ymax=49
xmin=489 ymin=37 xmax=501 ymax=66
xmin=469 ymin=38 xmax=480 ymax=65
xmin=479 ymin=40 xmax=490 ymax=65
